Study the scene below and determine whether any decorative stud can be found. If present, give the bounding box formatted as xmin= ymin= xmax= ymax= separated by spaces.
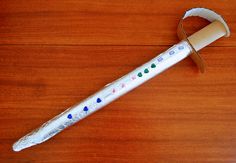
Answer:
xmin=157 ymin=57 xmax=163 ymax=62
xmin=169 ymin=51 xmax=175 ymax=55
xmin=67 ymin=114 xmax=72 ymax=119
xmin=121 ymin=83 xmax=125 ymax=88
xmin=178 ymin=46 xmax=184 ymax=50
xmin=144 ymin=69 xmax=149 ymax=73
xmin=97 ymin=98 xmax=102 ymax=103
xmin=151 ymin=63 xmax=156 ymax=68
xmin=83 ymin=106 xmax=88 ymax=111
xmin=131 ymin=76 xmax=136 ymax=80
xmin=138 ymin=72 xmax=142 ymax=77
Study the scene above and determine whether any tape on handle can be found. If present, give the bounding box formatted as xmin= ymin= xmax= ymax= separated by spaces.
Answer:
xmin=177 ymin=8 xmax=230 ymax=73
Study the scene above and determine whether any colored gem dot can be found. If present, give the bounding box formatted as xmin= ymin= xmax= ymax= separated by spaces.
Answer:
xmin=157 ymin=57 xmax=163 ymax=62
xmin=83 ymin=106 xmax=88 ymax=111
xmin=151 ymin=63 xmax=156 ymax=68
xmin=144 ymin=69 xmax=149 ymax=73
xmin=131 ymin=76 xmax=136 ymax=80
xmin=169 ymin=51 xmax=175 ymax=55
xmin=67 ymin=114 xmax=72 ymax=119
xmin=178 ymin=46 xmax=184 ymax=50
xmin=97 ymin=98 xmax=102 ymax=103
xmin=138 ymin=72 xmax=142 ymax=77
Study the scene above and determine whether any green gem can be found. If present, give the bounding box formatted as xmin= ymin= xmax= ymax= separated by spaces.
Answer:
xmin=144 ymin=69 xmax=149 ymax=73
xmin=138 ymin=72 xmax=142 ymax=77
xmin=151 ymin=63 xmax=156 ymax=68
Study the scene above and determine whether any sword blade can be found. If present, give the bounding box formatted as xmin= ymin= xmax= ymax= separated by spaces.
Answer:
xmin=13 ymin=40 xmax=192 ymax=151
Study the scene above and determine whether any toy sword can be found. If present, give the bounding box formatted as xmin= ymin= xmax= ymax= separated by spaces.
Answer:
xmin=13 ymin=8 xmax=230 ymax=152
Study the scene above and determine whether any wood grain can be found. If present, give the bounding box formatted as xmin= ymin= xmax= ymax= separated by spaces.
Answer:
xmin=0 ymin=0 xmax=236 ymax=162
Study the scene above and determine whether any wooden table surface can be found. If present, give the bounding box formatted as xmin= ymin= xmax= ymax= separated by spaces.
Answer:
xmin=0 ymin=1 xmax=236 ymax=162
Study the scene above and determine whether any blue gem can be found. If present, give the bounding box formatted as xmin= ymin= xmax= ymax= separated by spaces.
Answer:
xmin=157 ymin=57 xmax=163 ymax=62
xmin=83 ymin=106 xmax=88 ymax=111
xmin=97 ymin=98 xmax=102 ymax=103
xmin=169 ymin=51 xmax=175 ymax=55
xmin=178 ymin=46 xmax=184 ymax=50
xmin=67 ymin=114 xmax=72 ymax=119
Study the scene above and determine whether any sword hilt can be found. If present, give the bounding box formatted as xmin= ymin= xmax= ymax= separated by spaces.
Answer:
xmin=177 ymin=8 xmax=230 ymax=73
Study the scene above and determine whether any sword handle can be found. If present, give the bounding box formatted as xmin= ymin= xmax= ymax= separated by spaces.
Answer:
xmin=188 ymin=21 xmax=227 ymax=51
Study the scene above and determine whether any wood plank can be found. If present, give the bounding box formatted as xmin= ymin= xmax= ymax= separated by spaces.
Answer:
xmin=0 ymin=45 xmax=235 ymax=162
xmin=0 ymin=0 xmax=235 ymax=45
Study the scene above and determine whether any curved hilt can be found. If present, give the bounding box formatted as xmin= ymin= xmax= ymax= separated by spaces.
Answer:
xmin=177 ymin=8 xmax=230 ymax=73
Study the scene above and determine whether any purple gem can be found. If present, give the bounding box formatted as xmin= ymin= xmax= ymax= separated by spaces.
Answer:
xmin=157 ymin=57 xmax=163 ymax=62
